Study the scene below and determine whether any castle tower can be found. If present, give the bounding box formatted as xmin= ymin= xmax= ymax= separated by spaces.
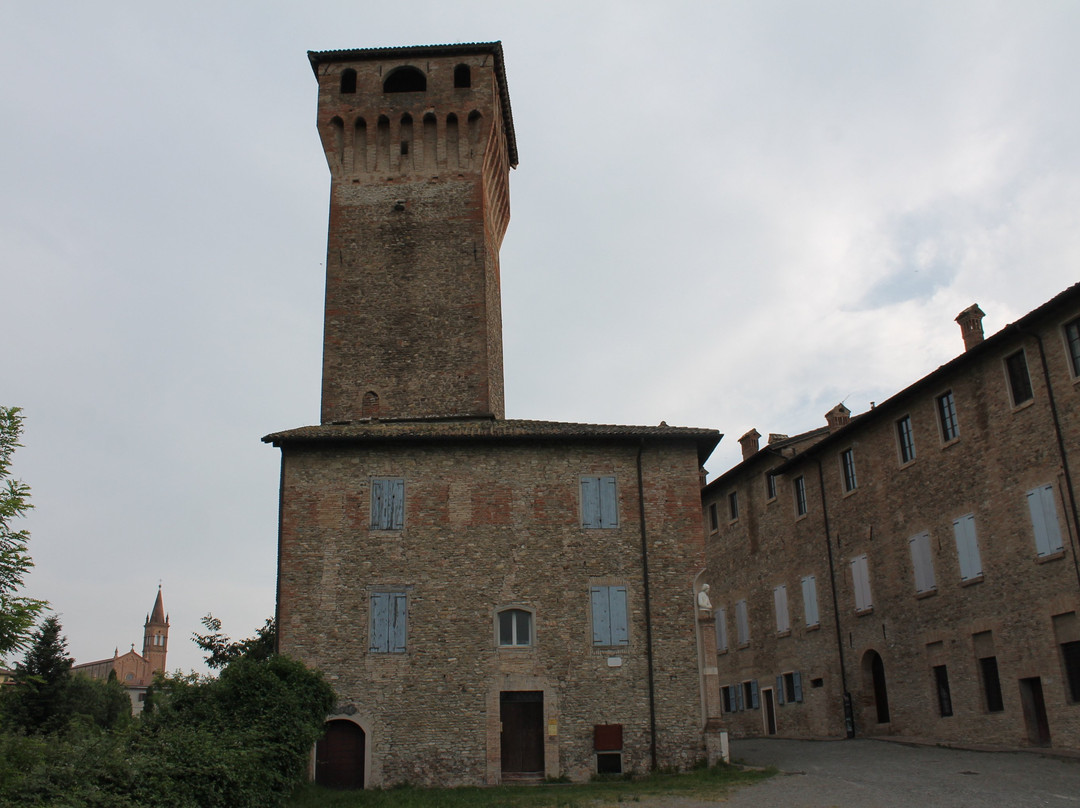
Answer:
xmin=308 ymin=43 xmax=518 ymax=424
xmin=142 ymin=585 xmax=169 ymax=673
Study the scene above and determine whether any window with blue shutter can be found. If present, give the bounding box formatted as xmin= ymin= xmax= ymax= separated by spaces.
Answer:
xmin=773 ymin=585 xmax=790 ymax=634
xmin=581 ymin=476 xmax=618 ymax=528
xmin=776 ymin=675 xmax=785 ymax=706
xmin=591 ymin=585 xmax=629 ymax=646
xmin=952 ymin=514 xmax=982 ymax=581
xmin=793 ymin=671 xmax=803 ymax=703
xmin=1027 ymin=484 xmax=1064 ymax=556
xmin=735 ymin=599 xmax=749 ymax=645
xmin=908 ymin=531 xmax=936 ymax=593
xmin=748 ymin=679 xmax=759 ymax=710
xmin=801 ymin=575 xmax=819 ymax=627
xmin=369 ymin=591 xmax=407 ymax=653
xmin=371 ymin=477 xmax=405 ymax=530
xmin=714 ymin=607 xmax=728 ymax=652
xmin=851 ymin=555 xmax=872 ymax=611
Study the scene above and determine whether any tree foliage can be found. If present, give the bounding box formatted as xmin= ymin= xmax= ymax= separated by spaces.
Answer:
xmin=193 ymin=614 xmax=276 ymax=669
xmin=0 ymin=407 xmax=46 ymax=658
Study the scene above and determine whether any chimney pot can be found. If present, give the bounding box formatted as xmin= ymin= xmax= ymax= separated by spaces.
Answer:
xmin=825 ymin=403 xmax=851 ymax=432
xmin=738 ymin=429 xmax=761 ymax=460
xmin=955 ymin=304 xmax=986 ymax=351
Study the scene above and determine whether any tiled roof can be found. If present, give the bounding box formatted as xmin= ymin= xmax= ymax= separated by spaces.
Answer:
xmin=307 ymin=41 xmax=518 ymax=167
xmin=264 ymin=418 xmax=721 ymax=464
xmin=703 ymin=426 xmax=829 ymax=493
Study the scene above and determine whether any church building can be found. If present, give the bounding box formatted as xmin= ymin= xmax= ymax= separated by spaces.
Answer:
xmin=264 ymin=42 xmax=724 ymax=788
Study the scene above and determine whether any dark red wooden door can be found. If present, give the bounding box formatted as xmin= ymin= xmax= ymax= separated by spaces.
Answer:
xmin=315 ymin=720 xmax=365 ymax=789
xmin=500 ymin=691 xmax=544 ymax=773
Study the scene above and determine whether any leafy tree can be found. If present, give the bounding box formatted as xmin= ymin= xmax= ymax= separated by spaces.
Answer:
xmin=0 ymin=406 xmax=46 ymax=658
xmin=193 ymin=614 xmax=276 ymax=669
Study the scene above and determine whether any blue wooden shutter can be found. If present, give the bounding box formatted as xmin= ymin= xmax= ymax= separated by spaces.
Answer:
xmin=390 ymin=592 xmax=408 ymax=653
xmin=735 ymin=684 xmax=743 ymax=712
xmin=1027 ymin=485 xmax=1063 ymax=556
xmin=715 ymin=608 xmax=727 ymax=651
xmin=953 ymin=515 xmax=982 ymax=580
xmin=801 ymin=576 xmax=819 ymax=626
xmin=599 ymin=476 xmax=618 ymax=527
xmin=750 ymin=679 xmax=760 ymax=710
xmin=371 ymin=480 xmax=386 ymax=529
xmin=909 ymin=531 xmax=935 ymax=593
xmin=793 ymin=671 xmax=803 ymax=703
xmin=609 ymin=586 xmax=629 ymax=645
xmin=591 ymin=586 xmax=610 ymax=645
xmin=389 ymin=478 xmax=404 ymax=530
xmin=581 ymin=477 xmax=600 ymax=528
xmin=369 ymin=592 xmax=389 ymax=652
xmin=776 ymin=675 xmax=785 ymax=706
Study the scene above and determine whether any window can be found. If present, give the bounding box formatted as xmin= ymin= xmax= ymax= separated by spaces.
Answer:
xmin=714 ymin=607 xmax=728 ymax=652
xmin=779 ymin=671 xmax=803 ymax=704
xmin=1005 ymin=350 xmax=1034 ymax=405
xmin=908 ymin=531 xmax=936 ymax=593
xmin=594 ymin=725 xmax=622 ymax=774
xmin=721 ymin=685 xmax=735 ymax=713
xmin=896 ymin=416 xmax=916 ymax=463
xmin=979 ymin=656 xmax=1005 ymax=713
xmin=793 ymin=476 xmax=807 ymax=517
xmin=728 ymin=491 xmax=739 ymax=521
xmin=766 ymin=473 xmax=777 ymax=500
xmin=1065 ymin=317 xmax=1080 ymax=377
xmin=340 ymin=68 xmax=357 ymax=94
xmin=952 ymin=514 xmax=982 ymax=581
xmin=369 ymin=591 xmax=407 ymax=653
xmin=371 ymin=478 xmax=404 ymax=530
xmin=937 ymin=391 xmax=959 ymax=441
xmin=453 ymin=64 xmax=471 ymax=88
xmin=1062 ymin=641 xmax=1080 ymax=703
xmin=581 ymin=476 xmax=618 ymax=528
xmin=773 ymin=585 xmax=790 ymax=634
xmin=590 ymin=585 xmax=628 ymax=646
xmin=383 ymin=66 xmax=426 ymax=93
xmin=933 ymin=665 xmax=953 ymax=717
xmin=1027 ymin=484 xmax=1064 ymax=556
xmin=708 ymin=502 xmax=718 ymax=532
xmin=742 ymin=679 xmax=759 ymax=710
xmin=840 ymin=448 xmax=857 ymax=492
xmin=851 ymin=555 xmax=872 ymax=612
xmin=735 ymin=599 xmax=749 ymax=645
xmin=498 ymin=608 xmax=532 ymax=647
xmin=801 ymin=575 xmax=820 ymax=627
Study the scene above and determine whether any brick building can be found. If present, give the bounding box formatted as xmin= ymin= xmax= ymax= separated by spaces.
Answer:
xmin=702 ymin=284 xmax=1080 ymax=750
xmin=265 ymin=42 xmax=724 ymax=788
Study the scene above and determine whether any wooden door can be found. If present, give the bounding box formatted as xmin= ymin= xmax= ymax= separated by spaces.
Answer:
xmin=500 ymin=691 xmax=544 ymax=774
xmin=315 ymin=720 xmax=365 ymax=790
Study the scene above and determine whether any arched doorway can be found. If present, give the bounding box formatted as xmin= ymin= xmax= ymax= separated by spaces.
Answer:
xmin=315 ymin=719 xmax=365 ymax=789
xmin=861 ymin=649 xmax=890 ymax=724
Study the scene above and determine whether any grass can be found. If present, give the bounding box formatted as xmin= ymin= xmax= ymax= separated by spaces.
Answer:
xmin=287 ymin=762 xmax=773 ymax=807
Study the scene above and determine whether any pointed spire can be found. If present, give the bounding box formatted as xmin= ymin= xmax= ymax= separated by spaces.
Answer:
xmin=149 ymin=585 xmax=167 ymax=625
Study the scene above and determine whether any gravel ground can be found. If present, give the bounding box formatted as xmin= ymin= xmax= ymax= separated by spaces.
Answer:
xmin=632 ymin=738 xmax=1080 ymax=808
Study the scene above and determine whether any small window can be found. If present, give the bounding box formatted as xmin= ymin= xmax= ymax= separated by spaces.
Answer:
xmin=1065 ymin=316 xmax=1080 ymax=377
xmin=952 ymin=513 xmax=982 ymax=581
xmin=590 ymin=585 xmax=628 ymax=646
xmin=937 ymin=391 xmax=959 ymax=442
xmin=708 ymin=502 xmax=719 ymax=532
xmin=1005 ymin=349 xmax=1034 ymax=405
xmin=773 ymin=585 xmax=789 ymax=634
xmin=933 ymin=665 xmax=953 ymax=717
xmin=1062 ymin=641 xmax=1080 ymax=702
xmin=498 ymin=608 xmax=532 ymax=647
xmin=766 ymin=473 xmax=777 ymax=500
xmin=370 ymin=591 xmax=407 ymax=653
xmin=908 ymin=531 xmax=936 ymax=594
xmin=714 ymin=607 xmax=728 ymax=651
xmin=781 ymin=671 xmax=802 ymax=703
xmin=735 ymin=599 xmax=750 ymax=645
xmin=371 ymin=478 xmax=404 ymax=530
xmin=851 ymin=555 xmax=872 ymax=611
xmin=801 ymin=575 xmax=819 ymax=627
xmin=793 ymin=476 xmax=807 ymax=517
xmin=742 ymin=679 xmax=759 ymax=710
xmin=340 ymin=68 xmax=357 ymax=94
xmin=453 ymin=64 xmax=471 ymax=88
xmin=728 ymin=491 xmax=739 ymax=521
xmin=581 ymin=476 xmax=618 ymax=528
xmin=979 ymin=656 xmax=1005 ymax=713
xmin=721 ymin=685 xmax=735 ymax=713
xmin=1027 ymin=484 xmax=1064 ymax=556
xmin=840 ymin=448 xmax=857 ymax=492
xmin=896 ymin=416 xmax=916 ymax=464
xmin=383 ymin=66 xmax=426 ymax=93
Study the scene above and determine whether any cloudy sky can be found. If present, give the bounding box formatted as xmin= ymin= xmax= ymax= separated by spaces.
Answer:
xmin=4 ymin=1 xmax=1079 ymax=673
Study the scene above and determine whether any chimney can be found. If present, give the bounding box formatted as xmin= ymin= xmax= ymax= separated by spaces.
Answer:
xmin=738 ymin=429 xmax=761 ymax=460
xmin=825 ymin=403 xmax=851 ymax=432
xmin=955 ymin=304 xmax=986 ymax=351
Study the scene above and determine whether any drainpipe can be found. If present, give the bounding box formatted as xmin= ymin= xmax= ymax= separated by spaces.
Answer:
xmin=1013 ymin=326 xmax=1080 ymax=592
xmin=636 ymin=441 xmax=659 ymax=772
xmin=814 ymin=457 xmax=855 ymax=738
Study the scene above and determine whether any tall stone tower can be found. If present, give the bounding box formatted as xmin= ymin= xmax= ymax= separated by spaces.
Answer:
xmin=308 ymin=43 xmax=518 ymax=424
xmin=141 ymin=585 xmax=169 ymax=673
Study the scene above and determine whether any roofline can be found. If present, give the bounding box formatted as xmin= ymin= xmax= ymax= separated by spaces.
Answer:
xmin=703 ymin=426 xmax=829 ymax=494
xmin=307 ymin=41 xmax=518 ymax=167
xmin=775 ymin=281 xmax=1080 ymax=472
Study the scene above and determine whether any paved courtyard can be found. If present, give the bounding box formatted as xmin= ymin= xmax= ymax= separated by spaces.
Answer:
xmin=719 ymin=738 xmax=1080 ymax=807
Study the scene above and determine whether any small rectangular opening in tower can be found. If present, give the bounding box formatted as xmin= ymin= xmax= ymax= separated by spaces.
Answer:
xmin=400 ymin=141 xmax=409 ymax=155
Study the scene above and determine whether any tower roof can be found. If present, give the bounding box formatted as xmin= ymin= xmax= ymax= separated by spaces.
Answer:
xmin=148 ymin=585 xmax=167 ymax=625
xmin=307 ymin=41 xmax=518 ymax=167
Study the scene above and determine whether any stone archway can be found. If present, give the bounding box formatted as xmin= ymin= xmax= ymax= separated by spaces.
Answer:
xmin=860 ymin=649 xmax=890 ymax=725
xmin=315 ymin=718 xmax=366 ymax=789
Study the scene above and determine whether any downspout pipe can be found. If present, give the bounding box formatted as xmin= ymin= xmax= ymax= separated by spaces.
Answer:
xmin=637 ymin=440 xmax=659 ymax=772
xmin=814 ymin=457 xmax=854 ymax=738
xmin=1014 ymin=325 xmax=1080 ymax=592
